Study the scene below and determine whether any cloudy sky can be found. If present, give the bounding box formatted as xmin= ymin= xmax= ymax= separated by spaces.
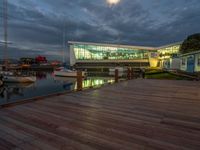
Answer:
xmin=0 ymin=0 xmax=200 ymax=61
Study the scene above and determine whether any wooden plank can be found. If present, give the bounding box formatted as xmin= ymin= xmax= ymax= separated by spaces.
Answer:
xmin=0 ymin=79 xmax=200 ymax=149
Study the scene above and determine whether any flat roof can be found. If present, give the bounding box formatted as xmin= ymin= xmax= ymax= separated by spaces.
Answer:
xmin=68 ymin=41 xmax=156 ymax=51
xmin=69 ymin=41 xmax=183 ymax=51
xmin=180 ymin=50 xmax=200 ymax=57
xmin=157 ymin=42 xmax=182 ymax=49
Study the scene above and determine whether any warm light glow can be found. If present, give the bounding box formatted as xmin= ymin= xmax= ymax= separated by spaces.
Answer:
xmin=106 ymin=0 xmax=121 ymax=5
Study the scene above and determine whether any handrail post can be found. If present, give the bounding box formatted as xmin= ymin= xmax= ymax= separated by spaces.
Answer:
xmin=77 ymin=70 xmax=83 ymax=91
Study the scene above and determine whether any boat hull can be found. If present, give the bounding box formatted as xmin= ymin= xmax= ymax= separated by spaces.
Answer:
xmin=3 ymin=76 xmax=37 ymax=83
xmin=54 ymin=71 xmax=86 ymax=78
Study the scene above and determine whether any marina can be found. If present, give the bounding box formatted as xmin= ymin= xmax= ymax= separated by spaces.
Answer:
xmin=0 ymin=79 xmax=200 ymax=149
xmin=0 ymin=72 xmax=115 ymax=106
xmin=0 ymin=0 xmax=200 ymax=149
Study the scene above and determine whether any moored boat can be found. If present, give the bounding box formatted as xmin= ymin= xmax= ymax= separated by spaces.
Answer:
xmin=54 ymin=67 xmax=86 ymax=78
xmin=0 ymin=71 xmax=14 ymax=76
xmin=2 ymin=75 xmax=36 ymax=83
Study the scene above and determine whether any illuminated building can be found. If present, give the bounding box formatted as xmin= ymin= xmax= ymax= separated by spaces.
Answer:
xmin=69 ymin=41 xmax=159 ymax=69
xmin=157 ymin=42 xmax=182 ymax=69
xmin=68 ymin=41 xmax=200 ymax=73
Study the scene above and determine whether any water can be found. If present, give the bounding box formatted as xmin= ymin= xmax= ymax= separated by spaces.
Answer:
xmin=0 ymin=72 xmax=115 ymax=105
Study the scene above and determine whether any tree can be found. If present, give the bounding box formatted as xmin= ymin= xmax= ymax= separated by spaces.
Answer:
xmin=180 ymin=33 xmax=200 ymax=54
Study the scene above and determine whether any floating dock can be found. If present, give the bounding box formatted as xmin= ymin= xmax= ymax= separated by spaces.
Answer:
xmin=0 ymin=79 xmax=200 ymax=149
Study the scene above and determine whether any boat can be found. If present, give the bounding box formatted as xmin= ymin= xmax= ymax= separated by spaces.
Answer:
xmin=0 ymin=70 xmax=14 ymax=76
xmin=3 ymin=82 xmax=35 ymax=88
xmin=54 ymin=76 xmax=77 ymax=82
xmin=1 ymin=1 xmax=37 ymax=84
xmin=54 ymin=67 xmax=86 ymax=78
xmin=0 ymin=71 xmax=37 ymax=83
xmin=0 ymin=70 xmax=36 ymax=83
xmin=2 ymin=75 xmax=36 ymax=83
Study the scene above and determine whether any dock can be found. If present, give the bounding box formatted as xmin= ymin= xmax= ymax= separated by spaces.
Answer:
xmin=0 ymin=79 xmax=200 ymax=150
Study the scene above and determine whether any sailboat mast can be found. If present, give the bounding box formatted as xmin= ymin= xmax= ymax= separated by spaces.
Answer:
xmin=3 ymin=0 xmax=8 ymax=69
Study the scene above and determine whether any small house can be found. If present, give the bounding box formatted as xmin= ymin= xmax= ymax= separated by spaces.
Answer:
xmin=180 ymin=50 xmax=200 ymax=73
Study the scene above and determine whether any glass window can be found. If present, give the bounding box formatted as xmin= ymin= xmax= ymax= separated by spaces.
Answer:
xmin=73 ymin=44 xmax=152 ymax=60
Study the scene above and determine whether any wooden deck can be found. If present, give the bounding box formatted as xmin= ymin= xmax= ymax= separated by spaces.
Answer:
xmin=0 ymin=79 xmax=200 ymax=150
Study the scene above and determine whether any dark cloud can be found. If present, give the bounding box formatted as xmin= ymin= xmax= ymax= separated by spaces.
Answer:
xmin=0 ymin=0 xmax=200 ymax=61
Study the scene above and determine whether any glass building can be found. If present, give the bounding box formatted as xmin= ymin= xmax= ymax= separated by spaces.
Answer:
xmin=157 ymin=43 xmax=181 ymax=59
xmin=157 ymin=42 xmax=182 ymax=69
xmin=72 ymin=44 xmax=153 ymax=60
xmin=69 ymin=41 xmax=181 ymax=69
xmin=69 ymin=41 xmax=158 ymax=68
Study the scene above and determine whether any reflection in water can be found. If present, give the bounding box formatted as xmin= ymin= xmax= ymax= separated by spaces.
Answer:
xmin=54 ymin=76 xmax=114 ymax=89
xmin=82 ymin=77 xmax=114 ymax=89
xmin=0 ymin=72 xmax=115 ymax=105
xmin=0 ymin=83 xmax=35 ymax=102
xmin=36 ymin=72 xmax=47 ymax=80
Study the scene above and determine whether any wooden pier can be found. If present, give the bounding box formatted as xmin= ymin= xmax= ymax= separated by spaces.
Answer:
xmin=0 ymin=79 xmax=200 ymax=150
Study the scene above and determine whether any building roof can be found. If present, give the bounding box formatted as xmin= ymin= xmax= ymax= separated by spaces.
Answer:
xmin=180 ymin=50 xmax=200 ymax=57
xmin=157 ymin=42 xmax=182 ymax=49
xmin=68 ymin=41 xmax=156 ymax=51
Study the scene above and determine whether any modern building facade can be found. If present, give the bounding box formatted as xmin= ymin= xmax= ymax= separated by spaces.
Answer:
xmin=68 ymin=41 xmax=200 ymax=73
xmin=69 ymin=41 xmax=182 ymax=70
xmin=69 ymin=41 xmax=161 ymax=69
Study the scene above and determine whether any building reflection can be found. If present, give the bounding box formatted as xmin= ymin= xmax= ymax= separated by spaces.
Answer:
xmin=78 ymin=77 xmax=114 ymax=89
xmin=54 ymin=76 xmax=114 ymax=90
xmin=36 ymin=72 xmax=47 ymax=80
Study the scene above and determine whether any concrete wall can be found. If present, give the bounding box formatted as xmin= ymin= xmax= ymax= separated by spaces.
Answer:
xmin=170 ymin=58 xmax=181 ymax=69
xmin=70 ymin=45 xmax=76 ymax=66
xmin=161 ymin=58 xmax=181 ymax=70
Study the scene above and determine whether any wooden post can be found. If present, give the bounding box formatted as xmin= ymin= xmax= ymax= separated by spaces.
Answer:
xmin=115 ymin=69 xmax=119 ymax=83
xmin=77 ymin=70 xmax=83 ymax=91
xmin=131 ymin=68 xmax=134 ymax=79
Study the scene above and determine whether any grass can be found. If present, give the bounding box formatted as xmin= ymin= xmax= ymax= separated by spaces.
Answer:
xmin=145 ymin=71 xmax=191 ymax=80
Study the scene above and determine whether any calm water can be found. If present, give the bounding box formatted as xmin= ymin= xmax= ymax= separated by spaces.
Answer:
xmin=0 ymin=72 xmax=115 ymax=105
